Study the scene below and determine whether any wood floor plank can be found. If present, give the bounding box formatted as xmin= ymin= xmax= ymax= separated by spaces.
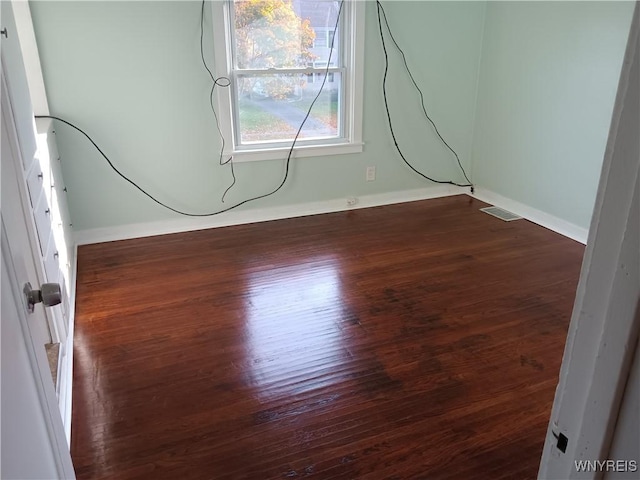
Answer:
xmin=72 ymin=195 xmax=584 ymax=479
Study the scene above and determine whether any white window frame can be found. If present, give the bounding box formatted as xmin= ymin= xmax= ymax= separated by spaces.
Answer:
xmin=211 ymin=0 xmax=365 ymax=163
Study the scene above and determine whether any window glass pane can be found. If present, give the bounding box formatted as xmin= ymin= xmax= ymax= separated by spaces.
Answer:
xmin=237 ymin=72 xmax=341 ymax=144
xmin=234 ymin=0 xmax=341 ymax=70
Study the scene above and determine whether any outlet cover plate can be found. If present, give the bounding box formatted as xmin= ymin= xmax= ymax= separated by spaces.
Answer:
xmin=366 ymin=166 xmax=376 ymax=182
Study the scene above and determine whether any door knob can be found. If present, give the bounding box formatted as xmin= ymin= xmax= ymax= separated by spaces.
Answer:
xmin=23 ymin=282 xmax=62 ymax=313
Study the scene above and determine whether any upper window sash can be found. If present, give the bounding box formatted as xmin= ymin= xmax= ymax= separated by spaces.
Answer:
xmin=229 ymin=0 xmax=345 ymax=71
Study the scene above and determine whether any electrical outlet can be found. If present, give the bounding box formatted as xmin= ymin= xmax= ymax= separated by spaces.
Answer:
xmin=366 ymin=166 xmax=376 ymax=182
xmin=347 ymin=197 xmax=358 ymax=206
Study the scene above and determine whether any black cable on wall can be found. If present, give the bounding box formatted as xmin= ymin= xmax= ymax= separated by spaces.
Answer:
xmin=37 ymin=0 xmax=345 ymax=217
xmin=39 ymin=0 xmax=473 ymax=219
xmin=375 ymin=0 xmax=473 ymax=190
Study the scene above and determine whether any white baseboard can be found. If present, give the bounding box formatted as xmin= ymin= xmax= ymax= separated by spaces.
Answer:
xmin=73 ymin=185 xmax=588 ymax=246
xmin=470 ymin=188 xmax=588 ymax=244
xmin=74 ymin=185 xmax=466 ymax=245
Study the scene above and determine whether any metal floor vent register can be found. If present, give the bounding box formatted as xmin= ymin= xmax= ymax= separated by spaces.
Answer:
xmin=480 ymin=206 xmax=522 ymax=222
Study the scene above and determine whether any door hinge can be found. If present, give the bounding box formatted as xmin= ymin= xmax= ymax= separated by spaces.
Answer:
xmin=552 ymin=430 xmax=568 ymax=454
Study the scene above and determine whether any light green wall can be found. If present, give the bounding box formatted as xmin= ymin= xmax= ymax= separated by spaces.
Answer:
xmin=30 ymin=1 xmax=635 ymax=234
xmin=471 ymin=1 xmax=634 ymax=229
xmin=30 ymin=1 xmax=485 ymax=231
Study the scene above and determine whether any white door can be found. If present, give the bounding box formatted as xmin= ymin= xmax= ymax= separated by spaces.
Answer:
xmin=1 ymin=230 xmax=69 ymax=479
xmin=1 ymin=68 xmax=75 ymax=478
xmin=3 ymin=0 xmax=77 ymax=441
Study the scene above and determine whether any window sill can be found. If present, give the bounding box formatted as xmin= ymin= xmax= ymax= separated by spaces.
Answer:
xmin=226 ymin=142 xmax=364 ymax=163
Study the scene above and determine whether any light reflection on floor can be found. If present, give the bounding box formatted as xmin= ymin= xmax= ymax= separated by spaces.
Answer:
xmin=73 ymin=327 xmax=110 ymax=470
xmin=243 ymin=255 xmax=350 ymax=397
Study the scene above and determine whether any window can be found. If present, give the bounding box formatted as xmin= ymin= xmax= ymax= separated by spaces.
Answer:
xmin=212 ymin=0 xmax=364 ymax=162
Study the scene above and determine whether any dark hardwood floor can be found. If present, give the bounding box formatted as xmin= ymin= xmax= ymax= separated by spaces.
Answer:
xmin=72 ymin=195 xmax=584 ymax=479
